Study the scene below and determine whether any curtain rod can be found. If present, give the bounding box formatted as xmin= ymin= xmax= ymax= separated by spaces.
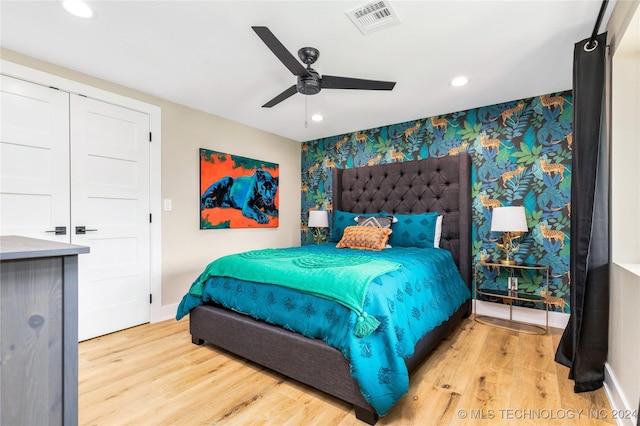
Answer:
xmin=587 ymin=0 xmax=609 ymax=49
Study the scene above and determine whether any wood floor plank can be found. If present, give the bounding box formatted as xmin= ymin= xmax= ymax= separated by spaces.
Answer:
xmin=417 ymin=320 xmax=489 ymax=394
xmin=448 ymin=327 xmax=516 ymax=426
xmin=515 ymin=331 xmax=557 ymax=375
xmin=78 ymin=316 xmax=615 ymax=425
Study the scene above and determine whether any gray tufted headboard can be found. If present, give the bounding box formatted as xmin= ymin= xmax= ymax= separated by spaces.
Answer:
xmin=332 ymin=154 xmax=472 ymax=290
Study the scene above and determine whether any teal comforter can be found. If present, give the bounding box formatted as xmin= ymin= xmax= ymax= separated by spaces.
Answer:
xmin=176 ymin=244 xmax=470 ymax=416
xmin=188 ymin=248 xmax=401 ymax=337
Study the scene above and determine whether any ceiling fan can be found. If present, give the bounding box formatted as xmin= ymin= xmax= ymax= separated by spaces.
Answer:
xmin=252 ymin=26 xmax=396 ymax=108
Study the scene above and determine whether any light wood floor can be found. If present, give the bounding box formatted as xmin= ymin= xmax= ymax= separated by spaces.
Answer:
xmin=79 ymin=316 xmax=615 ymax=425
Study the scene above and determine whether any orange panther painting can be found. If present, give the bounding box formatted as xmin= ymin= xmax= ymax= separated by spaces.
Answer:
xmin=200 ymin=149 xmax=279 ymax=229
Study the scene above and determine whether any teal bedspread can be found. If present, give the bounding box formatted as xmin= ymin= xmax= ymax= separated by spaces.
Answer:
xmin=188 ymin=248 xmax=401 ymax=337
xmin=176 ymin=244 xmax=470 ymax=416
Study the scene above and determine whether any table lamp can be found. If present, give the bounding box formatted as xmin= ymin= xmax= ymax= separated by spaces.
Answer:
xmin=491 ymin=206 xmax=528 ymax=265
xmin=308 ymin=210 xmax=329 ymax=243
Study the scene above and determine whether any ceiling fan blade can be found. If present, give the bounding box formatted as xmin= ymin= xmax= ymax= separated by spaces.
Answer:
xmin=321 ymin=75 xmax=396 ymax=91
xmin=252 ymin=26 xmax=310 ymax=77
xmin=262 ymin=85 xmax=298 ymax=108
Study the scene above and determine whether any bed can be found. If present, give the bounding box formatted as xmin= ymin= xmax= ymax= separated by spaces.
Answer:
xmin=179 ymin=154 xmax=472 ymax=424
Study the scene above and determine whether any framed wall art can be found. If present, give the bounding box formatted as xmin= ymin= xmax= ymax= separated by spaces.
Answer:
xmin=200 ymin=149 xmax=279 ymax=229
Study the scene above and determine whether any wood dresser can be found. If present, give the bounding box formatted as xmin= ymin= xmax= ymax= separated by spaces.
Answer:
xmin=1 ymin=236 xmax=89 ymax=426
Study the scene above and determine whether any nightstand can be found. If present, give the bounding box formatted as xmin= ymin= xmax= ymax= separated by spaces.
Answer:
xmin=474 ymin=260 xmax=550 ymax=334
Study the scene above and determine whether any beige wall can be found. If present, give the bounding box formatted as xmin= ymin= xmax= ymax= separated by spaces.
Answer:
xmin=160 ymin=104 xmax=301 ymax=304
xmin=607 ymin=0 xmax=640 ymax=419
xmin=0 ymin=49 xmax=301 ymax=309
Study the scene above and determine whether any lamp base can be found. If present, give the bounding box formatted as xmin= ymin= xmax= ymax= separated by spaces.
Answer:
xmin=496 ymin=232 xmax=524 ymax=266
xmin=313 ymin=228 xmax=326 ymax=244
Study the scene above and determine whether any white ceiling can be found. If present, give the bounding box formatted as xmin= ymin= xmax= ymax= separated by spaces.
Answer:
xmin=0 ymin=1 xmax=612 ymax=142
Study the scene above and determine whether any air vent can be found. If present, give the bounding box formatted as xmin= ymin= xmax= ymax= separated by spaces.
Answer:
xmin=346 ymin=1 xmax=401 ymax=35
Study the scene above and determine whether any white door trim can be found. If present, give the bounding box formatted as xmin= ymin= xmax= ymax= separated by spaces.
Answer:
xmin=1 ymin=59 xmax=163 ymax=323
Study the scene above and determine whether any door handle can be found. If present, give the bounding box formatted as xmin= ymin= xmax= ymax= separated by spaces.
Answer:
xmin=46 ymin=226 xmax=67 ymax=235
xmin=75 ymin=226 xmax=98 ymax=235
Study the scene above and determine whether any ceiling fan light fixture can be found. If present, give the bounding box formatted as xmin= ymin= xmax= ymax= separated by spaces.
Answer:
xmin=297 ymin=70 xmax=321 ymax=95
xmin=61 ymin=0 xmax=94 ymax=18
xmin=450 ymin=76 xmax=469 ymax=87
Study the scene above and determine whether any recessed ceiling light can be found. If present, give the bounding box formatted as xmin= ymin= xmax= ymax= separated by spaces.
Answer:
xmin=450 ymin=76 xmax=469 ymax=87
xmin=311 ymin=114 xmax=323 ymax=122
xmin=62 ymin=0 xmax=94 ymax=18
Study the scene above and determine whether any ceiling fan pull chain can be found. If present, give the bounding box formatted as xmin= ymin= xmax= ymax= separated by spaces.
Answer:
xmin=304 ymin=95 xmax=308 ymax=128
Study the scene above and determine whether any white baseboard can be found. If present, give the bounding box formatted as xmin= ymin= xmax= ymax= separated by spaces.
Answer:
xmin=474 ymin=299 xmax=570 ymax=330
xmin=604 ymin=362 xmax=638 ymax=426
xmin=158 ymin=303 xmax=179 ymax=322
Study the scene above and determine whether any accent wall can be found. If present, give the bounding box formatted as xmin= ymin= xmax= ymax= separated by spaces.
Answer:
xmin=301 ymin=91 xmax=573 ymax=312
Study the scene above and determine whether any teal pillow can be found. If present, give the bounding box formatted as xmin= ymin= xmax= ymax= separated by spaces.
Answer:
xmin=386 ymin=211 xmax=439 ymax=248
xmin=329 ymin=210 xmax=360 ymax=242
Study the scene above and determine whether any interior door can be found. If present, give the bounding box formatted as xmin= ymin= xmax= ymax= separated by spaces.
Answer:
xmin=70 ymin=95 xmax=151 ymax=341
xmin=0 ymin=75 xmax=70 ymax=241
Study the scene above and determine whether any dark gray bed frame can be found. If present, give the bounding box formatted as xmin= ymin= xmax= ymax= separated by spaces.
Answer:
xmin=190 ymin=154 xmax=472 ymax=424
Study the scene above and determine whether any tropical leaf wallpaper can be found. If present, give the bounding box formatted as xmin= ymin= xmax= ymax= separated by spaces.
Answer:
xmin=301 ymin=91 xmax=573 ymax=313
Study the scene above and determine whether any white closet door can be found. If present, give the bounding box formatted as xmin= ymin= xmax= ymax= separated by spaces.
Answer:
xmin=70 ymin=95 xmax=151 ymax=341
xmin=0 ymin=75 xmax=70 ymax=241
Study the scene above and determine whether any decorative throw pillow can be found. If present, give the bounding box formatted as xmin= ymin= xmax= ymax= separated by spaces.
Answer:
xmin=385 ymin=211 xmax=439 ymax=248
xmin=356 ymin=215 xmax=395 ymax=248
xmin=336 ymin=226 xmax=392 ymax=251
xmin=355 ymin=215 xmax=394 ymax=229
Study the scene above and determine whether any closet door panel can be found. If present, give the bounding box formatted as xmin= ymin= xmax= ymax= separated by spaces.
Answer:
xmin=0 ymin=75 xmax=70 ymax=241
xmin=70 ymin=95 xmax=151 ymax=341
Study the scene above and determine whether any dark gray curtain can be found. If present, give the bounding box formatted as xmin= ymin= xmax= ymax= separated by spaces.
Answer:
xmin=554 ymin=32 xmax=609 ymax=392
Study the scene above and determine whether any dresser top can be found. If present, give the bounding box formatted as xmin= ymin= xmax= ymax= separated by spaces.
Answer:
xmin=0 ymin=236 xmax=90 ymax=260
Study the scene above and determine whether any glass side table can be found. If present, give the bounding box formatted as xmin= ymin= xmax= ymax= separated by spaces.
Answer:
xmin=474 ymin=260 xmax=550 ymax=335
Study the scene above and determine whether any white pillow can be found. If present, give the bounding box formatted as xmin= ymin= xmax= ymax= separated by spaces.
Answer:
xmin=434 ymin=215 xmax=443 ymax=248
